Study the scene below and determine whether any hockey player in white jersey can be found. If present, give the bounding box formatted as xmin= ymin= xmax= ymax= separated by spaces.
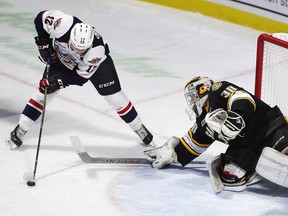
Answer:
xmin=145 ymin=76 xmax=288 ymax=192
xmin=6 ymin=10 xmax=153 ymax=148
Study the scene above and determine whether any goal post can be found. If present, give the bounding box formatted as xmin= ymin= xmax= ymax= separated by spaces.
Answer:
xmin=254 ymin=33 xmax=288 ymax=115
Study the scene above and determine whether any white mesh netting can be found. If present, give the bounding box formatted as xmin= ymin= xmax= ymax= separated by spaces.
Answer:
xmin=260 ymin=33 xmax=288 ymax=115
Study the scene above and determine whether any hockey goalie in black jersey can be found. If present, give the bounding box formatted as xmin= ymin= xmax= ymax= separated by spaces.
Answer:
xmin=145 ymin=76 xmax=288 ymax=192
xmin=6 ymin=10 xmax=153 ymax=149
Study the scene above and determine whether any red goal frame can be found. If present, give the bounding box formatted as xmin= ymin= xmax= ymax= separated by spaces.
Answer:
xmin=254 ymin=33 xmax=288 ymax=98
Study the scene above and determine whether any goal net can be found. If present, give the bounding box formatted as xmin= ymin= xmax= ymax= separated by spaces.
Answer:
xmin=254 ymin=33 xmax=288 ymax=115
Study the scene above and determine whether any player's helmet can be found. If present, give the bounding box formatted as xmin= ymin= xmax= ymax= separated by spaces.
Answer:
xmin=69 ymin=23 xmax=94 ymax=54
xmin=184 ymin=76 xmax=214 ymax=117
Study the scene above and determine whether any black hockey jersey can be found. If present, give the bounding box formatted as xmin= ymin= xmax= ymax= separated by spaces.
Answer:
xmin=177 ymin=81 xmax=283 ymax=170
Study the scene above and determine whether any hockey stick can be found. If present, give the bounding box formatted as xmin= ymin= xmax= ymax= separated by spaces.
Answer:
xmin=70 ymin=135 xmax=206 ymax=166
xmin=23 ymin=58 xmax=51 ymax=186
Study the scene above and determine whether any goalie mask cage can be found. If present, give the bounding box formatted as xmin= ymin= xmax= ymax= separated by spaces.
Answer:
xmin=254 ymin=33 xmax=288 ymax=115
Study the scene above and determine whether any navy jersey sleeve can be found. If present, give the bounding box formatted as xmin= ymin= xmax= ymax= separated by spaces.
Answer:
xmin=34 ymin=11 xmax=50 ymax=38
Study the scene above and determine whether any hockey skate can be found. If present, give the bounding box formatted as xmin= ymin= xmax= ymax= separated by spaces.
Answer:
xmin=135 ymin=124 xmax=153 ymax=145
xmin=6 ymin=125 xmax=27 ymax=149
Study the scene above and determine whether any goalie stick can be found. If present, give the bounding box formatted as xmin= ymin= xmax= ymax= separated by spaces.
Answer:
xmin=70 ymin=136 xmax=206 ymax=166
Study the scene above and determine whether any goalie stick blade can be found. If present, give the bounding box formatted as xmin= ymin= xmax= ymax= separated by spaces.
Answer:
xmin=70 ymin=135 xmax=86 ymax=154
xmin=69 ymin=135 xmax=206 ymax=166
xmin=78 ymin=156 xmax=151 ymax=164
xmin=69 ymin=136 xmax=151 ymax=164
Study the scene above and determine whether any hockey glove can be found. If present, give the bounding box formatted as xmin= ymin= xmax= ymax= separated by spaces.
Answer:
xmin=205 ymin=108 xmax=245 ymax=143
xmin=39 ymin=74 xmax=68 ymax=94
xmin=144 ymin=136 xmax=179 ymax=168
xmin=35 ymin=36 xmax=57 ymax=63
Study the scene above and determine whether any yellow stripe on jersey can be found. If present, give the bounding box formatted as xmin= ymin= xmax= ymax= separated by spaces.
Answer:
xmin=227 ymin=90 xmax=256 ymax=111
xmin=180 ymin=138 xmax=201 ymax=156
xmin=180 ymin=130 xmax=211 ymax=156
xmin=188 ymin=130 xmax=210 ymax=147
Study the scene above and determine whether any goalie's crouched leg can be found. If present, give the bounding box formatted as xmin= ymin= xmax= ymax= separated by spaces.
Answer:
xmin=256 ymin=147 xmax=288 ymax=188
xmin=207 ymin=154 xmax=262 ymax=192
xmin=207 ymin=155 xmax=247 ymax=192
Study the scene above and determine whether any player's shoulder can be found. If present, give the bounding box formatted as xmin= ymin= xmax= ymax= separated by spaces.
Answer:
xmin=42 ymin=10 xmax=73 ymax=20
xmin=83 ymin=46 xmax=106 ymax=65
xmin=210 ymin=81 xmax=243 ymax=99
xmin=41 ymin=10 xmax=74 ymax=38
xmin=211 ymin=80 xmax=232 ymax=92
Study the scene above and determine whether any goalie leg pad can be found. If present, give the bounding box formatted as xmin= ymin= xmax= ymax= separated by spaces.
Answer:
xmin=207 ymin=156 xmax=260 ymax=192
xmin=207 ymin=155 xmax=225 ymax=192
xmin=256 ymin=147 xmax=288 ymax=188
xmin=207 ymin=156 xmax=246 ymax=192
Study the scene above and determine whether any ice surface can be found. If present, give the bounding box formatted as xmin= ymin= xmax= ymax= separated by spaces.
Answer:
xmin=0 ymin=0 xmax=287 ymax=216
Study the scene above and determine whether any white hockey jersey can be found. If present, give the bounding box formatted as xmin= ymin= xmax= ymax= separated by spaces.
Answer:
xmin=36 ymin=10 xmax=107 ymax=79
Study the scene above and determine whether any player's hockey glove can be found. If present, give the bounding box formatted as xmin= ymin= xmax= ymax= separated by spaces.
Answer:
xmin=35 ymin=36 xmax=57 ymax=63
xmin=39 ymin=74 xmax=68 ymax=94
xmin=205 ymin=108 xmax=245 ymax=143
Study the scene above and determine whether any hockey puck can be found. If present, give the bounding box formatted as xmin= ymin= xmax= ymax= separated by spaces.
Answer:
xmin=27 ymin=181 xmax=36 ymax=187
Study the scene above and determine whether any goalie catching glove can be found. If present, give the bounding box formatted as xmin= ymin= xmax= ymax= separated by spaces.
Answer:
xmin=205 ymin=108 xmax=245 ymax=143
xmin=144 ymin=136 xmax=179 ymax=168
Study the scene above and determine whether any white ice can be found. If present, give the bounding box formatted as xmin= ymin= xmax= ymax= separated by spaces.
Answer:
xmin=0 ymin=0 xmax=287 ymax=216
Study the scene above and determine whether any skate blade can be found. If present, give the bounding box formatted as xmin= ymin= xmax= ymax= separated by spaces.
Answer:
xmin=5 ymin=138 xmax=18 ymax=149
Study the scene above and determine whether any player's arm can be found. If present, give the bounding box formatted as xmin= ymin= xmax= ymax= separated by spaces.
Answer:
xmin=144 ymin=122 xmax=213 ymax=168
xmin=34 ymin=10 xmax=56 ymax=62
xmin=34 ymin=11 xmax=50 ymax=38
xmin=176 ymin=126 xmax=212 ymax=166
xmin=228 ymin=90 xmax=256 ymax=119
xmin=75 ymin=46 xmax=107 ymax=79
xmin=34 ymin=10 xmax=74 ymax=63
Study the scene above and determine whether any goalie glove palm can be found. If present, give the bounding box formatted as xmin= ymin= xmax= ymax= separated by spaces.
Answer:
xmin=222 ymin=111 xmax=245 ymax=139
xmin=205 ymin=108 xmax=245 ymax=143
xmin=144 ymin=137 xmax=179 ymax=168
